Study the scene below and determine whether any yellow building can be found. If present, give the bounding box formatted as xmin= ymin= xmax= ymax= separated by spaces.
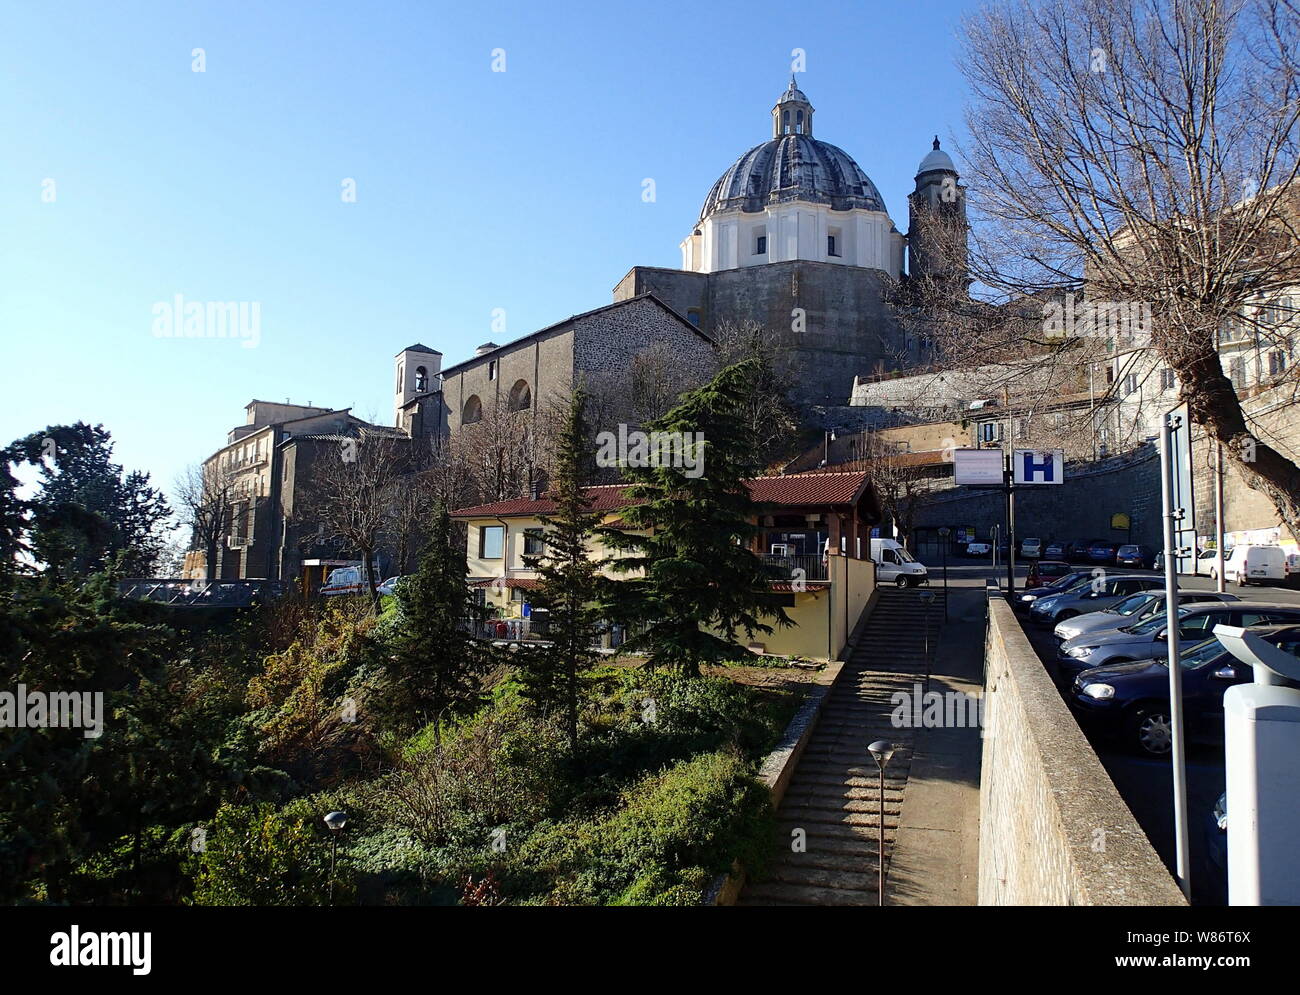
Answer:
xmin=451 ymin=470 xmax=880 ymax=661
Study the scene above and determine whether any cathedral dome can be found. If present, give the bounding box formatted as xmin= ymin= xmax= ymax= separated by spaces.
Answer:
xmin=698 ymin=134 xmax=887 ymax=221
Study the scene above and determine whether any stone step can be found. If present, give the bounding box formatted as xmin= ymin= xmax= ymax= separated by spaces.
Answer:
xmin=738 ymin=882 xmax=879 ymax=907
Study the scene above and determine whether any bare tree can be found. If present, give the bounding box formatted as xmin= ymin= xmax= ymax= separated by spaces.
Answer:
xmin=860 ymin=435 xmax=936 ymax=548
xmin=174 ymin=462 xmax=236 ymax=581
xmin=947 ymin=0 xmax=1300 ymax=534
xmin=304 ymin=430 xmax=410 ymax=611
xmin=711 ymin=318 xmax=802 ymax=474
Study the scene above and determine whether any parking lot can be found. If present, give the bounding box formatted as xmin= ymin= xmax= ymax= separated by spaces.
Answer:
xmin=922 ymin=556 xmax=1300 ymax=905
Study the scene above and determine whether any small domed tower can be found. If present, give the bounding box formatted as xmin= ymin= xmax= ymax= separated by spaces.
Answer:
xmin=907 ymin=137 xmax=968 ymax=294
xmin=772 ymin=77 xmax=814 ymax=137
xmin=393 ymin=343 xmax=441 ymax=431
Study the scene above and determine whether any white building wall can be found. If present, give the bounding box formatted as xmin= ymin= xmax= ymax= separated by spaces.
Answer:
xmin=686 ymin=205 xmax=901 ymax=276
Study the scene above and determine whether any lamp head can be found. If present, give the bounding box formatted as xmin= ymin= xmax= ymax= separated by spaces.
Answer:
xmin=323 ymin=810 xmax=348 ymax=832
xmin=868 ymin=740 xmax=896 ymax=767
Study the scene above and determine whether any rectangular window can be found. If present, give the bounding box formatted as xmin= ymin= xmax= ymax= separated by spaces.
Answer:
xmin=827 ymin=233 xmax=840 ymax=257
xmin=523 ymin=528 xmax=545 ymax=557
xmin=1269 ymin=350 xmax=1287 ymax=375
xmin=479 ymin=525 xmax=504 ymax=559
xmin=754 ymin=234 xmax=767 ymax=255
xmin=1160 ymin=368 xmax=1176 ymax=390
xmin=1122 ymin=374 xmax=1138 ymax=396
xmin=488 ymin=360 xmax=497 ymax=381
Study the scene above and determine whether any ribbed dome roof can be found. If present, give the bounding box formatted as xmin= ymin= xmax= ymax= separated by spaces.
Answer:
xmin=698 ymin=134 xmax=887 ymax=221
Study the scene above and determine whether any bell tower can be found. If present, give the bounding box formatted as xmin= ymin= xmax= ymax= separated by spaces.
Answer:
xmin=393 ymin=343 xmax=442 ymax=432
xmin=907 ymin=136 xmax=968 ymax=293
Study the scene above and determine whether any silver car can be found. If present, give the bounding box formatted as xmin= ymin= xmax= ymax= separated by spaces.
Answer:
xmin=1057 ymin=600 xmax=1300 ymax=678
xmin=1027 ymin=575 xmax=1165 ymax=624
xmin=1053 ymin=590 xmax=1240 ymax=643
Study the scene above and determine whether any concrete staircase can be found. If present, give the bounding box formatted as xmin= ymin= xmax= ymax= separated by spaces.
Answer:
xmin=738 ymin=587 xmax=944 ymax=906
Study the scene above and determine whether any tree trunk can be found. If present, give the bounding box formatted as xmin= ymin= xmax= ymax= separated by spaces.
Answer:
xmin=362 ymin=548 xmax=380 ymax=614
xmin=1180 ymin=345 xmax=1300 ymax=545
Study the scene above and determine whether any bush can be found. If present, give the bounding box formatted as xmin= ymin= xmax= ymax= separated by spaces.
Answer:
xmin=188 ymin=802 xmax=347 ymax=906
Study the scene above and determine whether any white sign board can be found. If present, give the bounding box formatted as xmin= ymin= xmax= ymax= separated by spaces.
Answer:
xmin=953 ymin=448 xmax=1004 ymax=485
xmin=1013 ymin=449 xmax=1065 ymax=485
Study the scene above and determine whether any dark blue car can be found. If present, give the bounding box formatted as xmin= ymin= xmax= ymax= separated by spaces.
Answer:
xmin=1067 ymin=623 xmax=1300 ymax=756
xmin=1012 ymin=570 xmax=1094 ymax=613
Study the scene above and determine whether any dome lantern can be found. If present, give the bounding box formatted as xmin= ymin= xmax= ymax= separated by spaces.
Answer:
xmin=772 ymin=76 xmax=814 ymax=138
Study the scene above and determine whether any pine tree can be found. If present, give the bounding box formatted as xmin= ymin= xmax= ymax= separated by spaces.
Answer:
xmin=388 ymin=502 xmax=491 ymax=736
xmin=519 ymin=390 xmax=602 ymax=751
xmin=600 ymin=360 xmax=791 ymax=677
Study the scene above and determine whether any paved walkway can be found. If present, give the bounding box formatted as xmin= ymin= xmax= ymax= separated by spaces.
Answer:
xmin=739 ymin=587 xmax=952 ymax=905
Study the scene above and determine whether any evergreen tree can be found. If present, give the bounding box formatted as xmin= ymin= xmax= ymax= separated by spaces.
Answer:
xmin=6 ymin=423 xmax=171 ymax=578
xmin=600 ymin=360 xmax=791 ymax=677
xmin=519 ymin=390 xmax=601 ymax=751
xmin=387 ymin=503 xmax=491 ymax=735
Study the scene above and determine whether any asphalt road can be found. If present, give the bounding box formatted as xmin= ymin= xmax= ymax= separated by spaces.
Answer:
xmin=921 ymin=557 xmax=1260 ymax=906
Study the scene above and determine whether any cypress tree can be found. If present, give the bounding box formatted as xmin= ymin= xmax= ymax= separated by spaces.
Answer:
xmin=519 ymin=390 xmax=602 ymax=752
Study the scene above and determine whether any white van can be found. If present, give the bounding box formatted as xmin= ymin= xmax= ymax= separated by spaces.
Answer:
xmin=869 ymin=538 xmax=929 ymax=588
xmin=1220 ymin=544 xmax=1285 ymax=587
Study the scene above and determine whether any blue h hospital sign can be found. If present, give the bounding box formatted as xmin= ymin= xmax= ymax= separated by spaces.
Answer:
xmin=1013 ymin=449 xmax=1065 ymax=485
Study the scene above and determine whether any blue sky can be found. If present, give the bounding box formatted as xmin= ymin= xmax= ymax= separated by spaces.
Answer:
xmin=0 ymin=0 xmax=974 ymax=498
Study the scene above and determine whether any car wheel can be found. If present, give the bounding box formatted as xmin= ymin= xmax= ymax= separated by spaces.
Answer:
xmin=895 ymin=575 xmax=910 ymax=589
xmin=1127 ymin=707 xmax=1173 ymax=757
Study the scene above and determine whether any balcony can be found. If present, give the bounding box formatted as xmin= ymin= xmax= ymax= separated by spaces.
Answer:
xmin=762 ymin=554 xmax=829 ymax=582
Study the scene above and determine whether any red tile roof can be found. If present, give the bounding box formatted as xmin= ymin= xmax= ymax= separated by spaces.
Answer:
xmin=452 ymin=471 xmax=874 ymax=519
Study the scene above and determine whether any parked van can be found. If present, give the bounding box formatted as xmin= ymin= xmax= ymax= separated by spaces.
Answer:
xmin=1219 ymin=544 xmax=1286 ymax=587
xmin=320 ymin=563 xmax=381 ymax=596
xmin=869 ymin=538 xmax=929 ymax=588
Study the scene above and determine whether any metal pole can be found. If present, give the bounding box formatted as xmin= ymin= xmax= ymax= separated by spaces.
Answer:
xmin=942 ymin=543 xmax=949 ymax=621
xmin=329 ymin=835 xmax=337 ymax=906
xmin=1215 ymin=442 xmax=1226 ymax=593
xmin=1004 ymin=459 xmax=1016 ymax=595
xmin=1159 ymin=415 xmax=1192 ymax=900
xmin=877 ymin=762 xmax=886 ymax=906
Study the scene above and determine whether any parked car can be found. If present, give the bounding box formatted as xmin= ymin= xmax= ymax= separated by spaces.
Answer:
xmin=1067 ymin=623 xmax=1300 ymax=755
xmin=1070 ymin=539 xmax=1100 ymax=563
xmin=1086 ymin=541 xmax=1121 ymax=565
xmin=965 ymin=541 xmax=993 ymax=557
xmin=1057 ymin=600 xmax=1300 ymax=679
xmin=1053 ymin=590 xmax=1240 ymax=644
xmin=1217 ymin=544 xmax=1286 ymax=587
xmin=1027 ymin=559 xmax=1073 ymax=585
xmin=1020 ymin=537 xmax=1043 ymax=559
xmin=1028 ymin=574 xmax=1164 ymax=624
xmin=376 ymin=576 xmax=403 ymax=597
xmin=1044 ymin=540 xmax=1067 ymax=559
xmin=1013 ymin=570 xmax=1096 ymax=612
xmin=1116 ymin=543 xmax=1157 ymax=569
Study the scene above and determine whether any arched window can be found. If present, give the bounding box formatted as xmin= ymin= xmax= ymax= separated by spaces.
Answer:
xmin=415 ymin=366 xmax=428 ymax=392
xmin=396 ymin=364 xmax=403 ymax=393
xmin=783 ymin=110 xmax=790 ymax=134
xmin=508 ymin=379 xmax=531 ymax=411
xmin=796 ymin=110 xmax=804 ymax=134
xmin=462 ymin=395 xmax=482 ymax=425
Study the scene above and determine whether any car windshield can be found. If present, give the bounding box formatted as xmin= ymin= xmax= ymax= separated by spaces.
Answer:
xmin=1048 ymin=574 xmax=1088 ymax=591
xmin=1118 ymin=546 xmax=1138 ymax=555
xmin=1128 ymin=605 xmax=1190 ymax=634
xmin=896 ymin=547 xmax=917 ymax=563
xmin=1107 ymin=592 xmax=1155 ymax=616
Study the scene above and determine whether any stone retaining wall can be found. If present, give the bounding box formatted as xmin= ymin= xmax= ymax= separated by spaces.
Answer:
xmin=979 ymin=589 xmax=1186 ymax=905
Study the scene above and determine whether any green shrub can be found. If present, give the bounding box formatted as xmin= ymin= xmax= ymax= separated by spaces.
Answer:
xmin=188 ymin=802 xmax=347 ymax=906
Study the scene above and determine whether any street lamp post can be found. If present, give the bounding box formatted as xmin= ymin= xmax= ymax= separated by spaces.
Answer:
xmin=867 ymin=740 xmax=896 ymax=907
xmin=919 ymin=589 xmax=935 ymax=658
xmin=324 ymin=810 xmax=348 ymax=905
xmin=937 ymin=527 xmax=950 ymax=621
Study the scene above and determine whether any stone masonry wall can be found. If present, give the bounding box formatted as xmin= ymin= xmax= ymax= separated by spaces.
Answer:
xmin=981 ymin=590 xmax=1187 ymax=905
